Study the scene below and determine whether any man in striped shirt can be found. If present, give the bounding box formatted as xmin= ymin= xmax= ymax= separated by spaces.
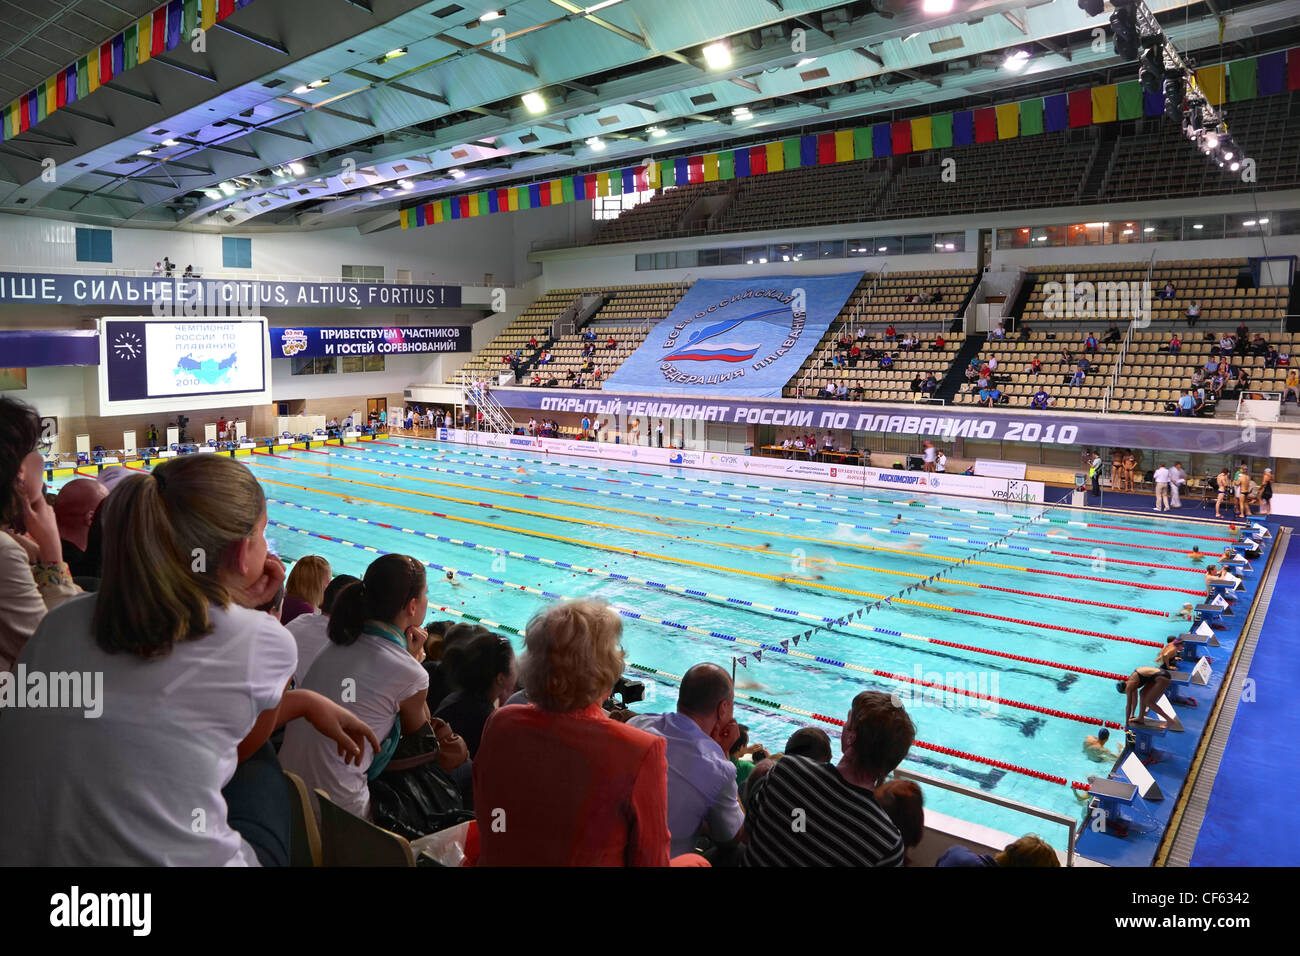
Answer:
xmin=743 ymin=691 xmax=915 ymax=866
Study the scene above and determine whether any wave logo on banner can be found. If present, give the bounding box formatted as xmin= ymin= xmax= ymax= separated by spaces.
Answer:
xmin=604 ymin=272 xmax=864 ymax=398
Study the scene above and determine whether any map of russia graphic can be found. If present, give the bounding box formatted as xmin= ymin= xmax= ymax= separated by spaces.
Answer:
xmin=174 ymin=352 xmax=239 ymax=385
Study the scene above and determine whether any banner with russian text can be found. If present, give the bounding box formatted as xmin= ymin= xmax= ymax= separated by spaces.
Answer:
xmin=602 ymin=272 xmax=863 ymax=398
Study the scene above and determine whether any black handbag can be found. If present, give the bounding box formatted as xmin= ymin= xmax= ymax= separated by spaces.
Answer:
xmin=368 ymin=725 xmax=473 ymax=841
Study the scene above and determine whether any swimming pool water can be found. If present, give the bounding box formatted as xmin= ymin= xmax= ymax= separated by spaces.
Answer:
xmin=87 ymin=439 xmax=1242 ymax=849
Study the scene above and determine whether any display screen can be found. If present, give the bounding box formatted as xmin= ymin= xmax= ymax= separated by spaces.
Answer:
xmin=104 ymin=319 xmax=267 ymax=402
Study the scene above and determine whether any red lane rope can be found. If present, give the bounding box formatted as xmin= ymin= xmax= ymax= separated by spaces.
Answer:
xmin=972 ymin=583 xmax=1170 ymax=616
xmin=1062 ymin=534 xmax=1207 ymax=555
xmin=945 ymin=607 xmax=1162 ymax=647
xmin=878 ymin=669 xmax=1124 ymax=729
xmin=1084 ymin=522 xmax=1235 ymax=543
xmin=1045 ymin=550 xmax=1203 ymax=574
xmin=926 ymin=639 xmax=1128 ymax=681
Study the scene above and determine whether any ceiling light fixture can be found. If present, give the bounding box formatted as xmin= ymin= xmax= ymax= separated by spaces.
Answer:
xmin=922 ymin=0 xmax=955 ymax=12
xmin=703 ymin=41 xmax=732 ymax=70
xmin=1003 ymin=49 xmax=1030 ymax=72
xmin=449 ymin=168 xmax=466 ymax=178
xmin=522 ymin=91 xmax=546 ymax=114
xmin=288 ymin=161 xmax=306 ymax=176
xmin=480 ymin=9 xmax=505 ymax=20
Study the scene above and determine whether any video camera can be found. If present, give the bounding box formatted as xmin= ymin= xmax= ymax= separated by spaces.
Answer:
xmin=602 ymin=676 xmax=646 ymax=714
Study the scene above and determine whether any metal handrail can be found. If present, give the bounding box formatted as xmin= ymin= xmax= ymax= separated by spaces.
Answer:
xmin=800 ymin=264 xmax=887 ymax=395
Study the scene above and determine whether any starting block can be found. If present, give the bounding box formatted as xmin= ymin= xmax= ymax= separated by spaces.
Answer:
xmin=1088 ymin=776 xmax=1140 ymax=834
xmin=1128 ymin=718 xmax=1169 ymax=762
xmin=1194 ymin=603 xmax=1227 ymax=628
xmin=1173 ymin=630 xmax=1219 ymax=660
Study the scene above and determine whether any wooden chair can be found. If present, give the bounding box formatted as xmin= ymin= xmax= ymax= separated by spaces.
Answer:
xmin=284 ymin=770 xmax=322 ymax=868
xmin=314 ymin=789 xmax=416 ymax=867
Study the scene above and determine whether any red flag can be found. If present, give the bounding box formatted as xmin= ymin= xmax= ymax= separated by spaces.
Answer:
xmin=1288 ymin=47 xmax=1300 ymax=90
xmin=891 ymin=120 xmax=912 ymax=153
xmin=152 ymin=10 xmax=167 ymax=55
xmin=749 ymin=145 xmax=767 ymax=175
xmin=634 ymin=165 xmax=648 ymax=190
xmin=817 ymin=133 xmax=836 ymax=164
xmin=687 ymin=155 xmax=703 ymax=183
xmin=1067 ymin=89 xmax=1092 ymax=127
xmin=457 ymin=196 xmax=469 ymax=218
xmin=218 ymin=0 xmax=235 ymax=18
xmin=100 ymin=42 xmax=114 ymax=84
xmin=538 ymin=181 xmax=552 ymax=206
xmin=974 ymin=107 xmax=997 ymax=142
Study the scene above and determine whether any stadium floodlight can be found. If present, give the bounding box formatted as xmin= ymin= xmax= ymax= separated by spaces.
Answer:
xmin=522 ymin=92 xmax=546 ymax=114
xmin=398 ymin=179 xmax=414 ymax=190
xmin=922 ymin=0 xmax=955 ymax=12
xmin=449 ymin=168 xmax=466 ymax=178
xmin=1163 ymin=75 xmax=1184 ymax=119
xmin=1003 ymin=49 xmax=1030 ymax=72
xmin=288 ymin=161 xmax=306 ymax=176
xmin=587 ymin=137 xmax=606 ymax=151
xmin=1229 ymin=161 xmax=1240 ymax=171
xmin=1110 ymin=5 xmax=1139 ymax=60
xmin=703 ymin=41 xmax=732 ymax=69
xmin=1077 ymin=0 xmax=1104 ymax=15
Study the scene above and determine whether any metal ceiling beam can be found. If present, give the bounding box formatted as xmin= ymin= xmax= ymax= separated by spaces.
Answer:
xmin=149 ymin=56 xmax=218 ymax=83
xmin=213 ymin=21 xmax=291 ymax=56
xmin=101 ymin=83 xmax=163 ymax=106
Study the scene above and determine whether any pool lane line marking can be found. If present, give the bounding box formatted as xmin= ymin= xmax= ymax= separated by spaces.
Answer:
xmin=267 ymin=514 xmax=1124 ymax=731
xmin=265 ymin=497 xmax=1133 ymax=681
xmin=316 ymin=446 xmax=1219 ymax=557
xmin=248 ymin=459 xmax=1168 ymax=647
xmin=306 ymin=449 xmax=1197 ymax=607
xmin=427 ymin=602 xmax=1091 ymax=792
xmin=396 ymin=439 xmax=1236 ymax=537
xmin=270 ymin=450 xmax=1207 ymax=583
xmin=257 ymin=474 xmax=1162 ymax=666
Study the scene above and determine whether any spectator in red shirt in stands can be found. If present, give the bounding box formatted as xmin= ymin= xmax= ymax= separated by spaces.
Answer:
xmin=931 ymin=335 xmax=945 ymax=351
xmin=849 ymin=344 xmax=861 ymax=365
xmin=529 ymin=336 xmax=538 ymax=349
xmin=606 ymin=336 xmax=617 ymax=350
xmin=471 ymin=600 xmax=706 ymax=867
xmin=885 ymin=325 xmax=896 ymax=342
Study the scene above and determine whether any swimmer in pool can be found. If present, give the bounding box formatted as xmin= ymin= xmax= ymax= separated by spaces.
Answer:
xmin=918 ymin=581 xmax=959 ymax=595
xmin=445 ymin=571 xmax=463 ymax=588
xmin=1172 ymin=602 xmax=1195 ymax=622
xmin=1046 ymin=528 xmax=1068 ymax=537
xmin=890 ymin=514 xmax=904 ymax=525
xmin=1188 ymin=545 xmax=1205 ymax=563
xmin=516 ymin=466 xmax=527 ymax=475
xmin=1083 ymin=728 xmax=1117 ymax=762
xmin=735 ymin=680 xmax=767 ymax=692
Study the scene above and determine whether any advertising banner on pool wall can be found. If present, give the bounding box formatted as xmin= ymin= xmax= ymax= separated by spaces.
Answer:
xmin=481 ymin=387 xmax=1271 ymax=455
xmin=603 ymin=272 xmax=864 ymax=398
xmin=434 ymin=429 xmax=1046 ymax=503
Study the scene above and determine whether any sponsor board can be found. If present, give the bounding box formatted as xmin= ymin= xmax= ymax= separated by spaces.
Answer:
xmin=433 ymin=431 xmax=1044 ymax=502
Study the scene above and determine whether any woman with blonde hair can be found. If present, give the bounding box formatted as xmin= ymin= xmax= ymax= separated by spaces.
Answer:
xmin=0 ymin=454 xmax=378 ymax=865
xmin=282 ymin=554 xmax=331 ymax=626
xmin=471 ymin=599 xmax=701 ymax=866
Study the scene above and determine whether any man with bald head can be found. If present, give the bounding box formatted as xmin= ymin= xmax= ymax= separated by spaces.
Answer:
xmin=53 ymin=479 xmax=107 ymax=578
xmin=628 ymin=662 xmax=746 ymax=857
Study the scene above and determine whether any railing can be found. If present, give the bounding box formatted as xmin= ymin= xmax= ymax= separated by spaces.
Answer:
xmin=1101 ymin=248 xmax=1159 ymax=412
xmin=0 ymin=264 xmax=518 ymax=288
xmin=1235 ymin=390 xmax=1283 ymax=419
xmin=457 ymin=370 xmax=516 ymax=434
xmin=891 ymin=767 xmax=1078 ymax=867
xmin=799 ymin=265 xmax=888 ymax=396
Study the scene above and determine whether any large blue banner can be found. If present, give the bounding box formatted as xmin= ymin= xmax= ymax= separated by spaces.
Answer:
xmin=603 ymin=272 xmax=863 ymax=398
xmin=269 ymin=325 xmax=470 ymax=358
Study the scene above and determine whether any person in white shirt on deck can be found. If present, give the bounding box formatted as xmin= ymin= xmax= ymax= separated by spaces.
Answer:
xmin=1169 ymin=462 xmax=1187 ymax=509
xmin=1152 ymin=463 xmax=1171 ymax=512
xmin=936 ymin=449 xmax=947 ymax=473
xmin=0 ymin=455 xmax=377 ymax=866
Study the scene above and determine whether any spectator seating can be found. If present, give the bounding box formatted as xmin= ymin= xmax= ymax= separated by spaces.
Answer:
xmin=449 ymin=288 xmax=581 ymax=383
xmin=1101 ymin=95 xmax=1300 ymax=202
xmin=712 ymin=160 xmax=891 ymax=234
xmin=591 ymin=182 xmax=732 ymax=244
xmin=528 ymin=325 xmax=649 ymax=388
xmin=952 ymin=333 xmax=1114 ymax=411
xmin=1112 ymin=330 xmax=1300 ymax=415
xmin=1020 ymin=258 xmax=1288 ymax=328
xmin=843 ymin=268 xmax=979 ymax=326
xmin=785 ymin=331 xmax=965 ymax=401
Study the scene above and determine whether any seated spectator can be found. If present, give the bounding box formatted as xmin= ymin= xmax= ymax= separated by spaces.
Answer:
xmin=910 ymin=374 xmax=924 ymax=393
xmin=0 ymin=454 xmax=376 ymax=865
xmin=280 ymin=553 xmax=437 ymax=824
xmin=1028 ymin=356 xmax=1042 ymax=374
xmin=784 ymin=727 xmax=833 ymax=762
xmin=838 ymin=334 xmax=851 ymax=350
xmin=474 ymin=600 xmax=703 ymax=866
xmin=1058 ymin=347 xmax=1073 ymax=366
xmin=931 ymin=334 xmax=945 ymax=350
xmin=978 ymin=386 xmax=992 ymax=405
xmin=529 ymin=336 xmax=538 ymax=349
xmin=990 ymin=323 xmax=1005 ymax=340
xmin=1186 ymin=301 xmax=1201 ymax=326
xmin=921 ymin=373 xmax=938 ymax=394
xmin=1219 ymin=334 xmax=1236 ymax=357
xmin=1101 ymin=323 xmax=1121 ymax=344
xmin=1083 ymin=332 xmax=1099 ymax=353
xmin=538 ymin=350 xmax=551 ymax=364
xmin=183 ymin=264 xmax=197 ymax=278
xmin=743 ymin=691 xmax=915 ymax=867
xmin=531 ymin=373 xmax=542 ymax=386
xmin=2 ymin=398 xmax=81 ymax=673
xmin=987 ymin=355 xmax=998 ymax=373
xmin=1249 ymin=333 xmax=1268 ymax=356
xmin=1017 ymin=323 xmax=1033 ymax=340
xmin=983 ymin=386 xmax=1002 ymax=408
xmin=964 ymin=365 xmax=979 ymax=383
xmin=849 ymin=344 xmax=861 ymax=364
xmin=900 ymin=334 xmax=918 ymax=351
xmin=629 ymin=663 xmax=746 ymax=858
xmin=433 ymin=633 xmax=517 ymax=759
xmin=836 ymin=383 xmax=849 ymax=400
xmin=1168 ymin=334 xmax=1182 ymax=354
xmin=1030 ymin=389 xmax=1051 ymax=410
xmin=1266 ymin=346 xmax=1281 ymax=370
xmin=605 ymin=336 xmax=617 ymax=350
xmin=1236 ymin=367 xmax=1252 ymax=392
xmin=1235 ymin=322 xmax=1250 ymax=346
xmin=1203 ymin=356 xmax=1220 ymax=375
xmin=975 ymin=374 xmax=990 ymax=391
xmin=856 ymin=327 xmax=867 ymax=341
xmin=1160 ymin=280 xmax=1176 ymax=299
xmin=1070 ymin=368 xmax=1085 ymax=387
xmin=53 ymin=478 xmax=108 ymax=580
xmin=1175 ymin=390 xmax=1196 ymax=416
xmin=880 ymin=353 xmax=894 ymax=369
xmin=281 ymin=555 xmax=330 ymax=627
xmin=937 ymin=833 xmax=1060 ymax=867
xmin=287 ymin=573 xmax=358 ymax=685
xmin=1077 ymin=357 xmax=1091 ymax=374
xmin=874 ymin=780 xmax=924 ymax=866
xmin=884 ymin=325 xmax=896 ymax=341
xmin=584 ymin=329 xmax=596 ymax=342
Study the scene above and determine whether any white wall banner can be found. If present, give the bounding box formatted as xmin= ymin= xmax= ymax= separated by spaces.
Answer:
xmin=434 ymin=429 xmax=1046 ymax=503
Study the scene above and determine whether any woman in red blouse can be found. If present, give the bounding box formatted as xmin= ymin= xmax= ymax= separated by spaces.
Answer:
xmin=471 ymin=600 xmax=706 ymax=866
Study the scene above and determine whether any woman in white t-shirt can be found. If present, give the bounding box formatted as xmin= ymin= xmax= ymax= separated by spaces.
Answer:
xmin=278 ymin=553 xmax=436 ymax=822
xmin=0 ymin=455 xmax=378 ymax=866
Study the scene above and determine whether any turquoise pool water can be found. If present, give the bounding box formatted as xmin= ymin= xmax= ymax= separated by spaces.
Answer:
xmin=84 ymin=439 xmax=1240 ymax=849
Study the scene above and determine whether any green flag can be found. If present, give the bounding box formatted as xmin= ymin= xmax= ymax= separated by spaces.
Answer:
xmin=1019 ymin=98 xmax=1045 ymax=135
xmin=930 ymin=113 xmax=954 ymax=148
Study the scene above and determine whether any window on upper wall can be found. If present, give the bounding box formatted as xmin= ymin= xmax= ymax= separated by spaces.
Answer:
xmin=222 ymin=236 xmax=252 ymax=269
xmin=342 ymin=265 xmax=385 ymax=282
xmin=75 ymin=228 xmax=112 ymax=263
